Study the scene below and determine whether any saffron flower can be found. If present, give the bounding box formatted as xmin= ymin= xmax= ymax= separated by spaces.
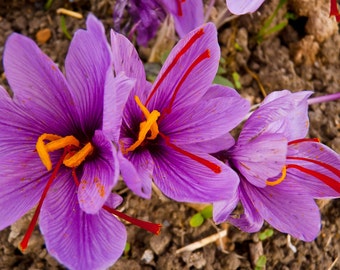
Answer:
xmin=109 ymin=23 xmax=250 ymax=202
xmin=0 ymin=15 xmax=159 ymax=269
xmin=213 ymin=90 xmax=340 ymax=241
xmin=226 ymin=0 xmax=265 ymax=15
xmin=113 ymin=0 xmax=204 ymax=46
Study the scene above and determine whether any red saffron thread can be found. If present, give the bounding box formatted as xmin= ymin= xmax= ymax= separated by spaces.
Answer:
xmin=160 ymin=133 xmax=221 ymax=173
xmin=102 ymin=205 xmax=161 ymax=235
xmin=330 ymin=0 xmax=340 ymax=21
xmin=176 ymin=0 xmax=183 ymax=16
xmin=145 ymin=28 xmax=205 ymax=106
xmin=288 ymin=138 xmax=320 ymax=145
xmin=287 ymin=156 xmax=340 ymax=179
xmin=19 ymin=149 xmax=69 ymax=252
xmin=162 ymin=49 xmax=211 ymax=116
xmin=286 ymin=164 xmax=340 ymax=193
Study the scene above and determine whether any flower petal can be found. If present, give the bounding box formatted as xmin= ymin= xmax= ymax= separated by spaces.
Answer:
xmin=287 ymin=141 xmax=340 ymax=198
xmin=146 ymin=23 xmax=220 ymax=113
xmin=103 ymin=71 xmax=135 ymax=142
xmin=40 ymin=178 xmax=126 ymax=270
xmin=228 ymin=181 xmax=264 ymax=233
xmin=118 ymin=150 xmax=153 ymax=199
xmin=160 ymin=0 xmax=204 ymax=38
xmin=65 ymin=14 xmax=111 ymax=132
xmin=226 ymin=0 xmax=265 ymax=14
xmin=160 ymin=85 xmax=249 ymax=144
xmin=240 ymin=177 xmax=321 ymax=241
xmin=239 ymin=90 xmax=312 ymax=144
xmin=231 ymin=133 xmax=287 ymax=187
xmin=152 ymin=145 xmax=239 ymax=202
xmin=213 ymin=190 xmax=239 ymax=224
xmin=3 ymin=34 xmax=76 ymax=134
xmin=78 ymin=130 xmax=119 ymax=214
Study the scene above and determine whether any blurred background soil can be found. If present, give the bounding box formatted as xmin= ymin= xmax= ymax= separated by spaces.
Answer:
xmin=0 ymin=0 xmax=339 ymax=269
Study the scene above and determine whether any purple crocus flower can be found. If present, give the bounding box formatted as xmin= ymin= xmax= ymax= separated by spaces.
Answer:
xmin=226 ymin=0 xmax=265 ymax=15
xmin=0 ymin=15 xmax=159 ymax=269
xmin=113 ymin=0 xmax=204 ymax=46
xmin=109 ymin=23 xmax=250 ymax=203
xmin=213 ymin=90 xmax=340 ymax=241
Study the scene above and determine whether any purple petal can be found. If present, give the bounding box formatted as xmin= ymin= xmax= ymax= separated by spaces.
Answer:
xmin=213 ymin=190 xmax=239 ymax=224
xmin=103 ymin=72 xmax=135 ymax=142
xmin=239 ymin=90 xmax=312 ymax=144
xmin=78 ymin=130 xmax=119 ymax=214
xmin=3 ymin=34 xmax=76 ymax=135
xmin=226 ymin=0 xmax=265 ymax=14
xmin=160 ymin=0 xmax=204 ymax=38
xmin=40 ymin=179 xmax=126 ymax=270
xmin=287 ymin=141 xmax=340 ymax=198
xmin=184 ymin=133 xmax=235 ymax=153
xmin=231 ymin=133 xmax=287 ymax=187
xmin=118 ymin=150 xmax=153 ymax=199
xmin=146 ymin=23 xmax=220 ymax=113
xmin=160 ymin=85 xmax=250 ymax=144
xmin=65 ymin=14 xmax=111 ymax=132
xmin=152 ymin=145 xmax=239 ymax=202
xmin=228 ymin=181 xmax=264 ymax=232
xmin=240 ymin=177 xmax=321 ymax=241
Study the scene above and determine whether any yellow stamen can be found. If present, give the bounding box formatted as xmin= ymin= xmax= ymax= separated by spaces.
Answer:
xmin=45 ymin=136 xmax=80 ymax=152
xmin=134 ymin=96 xmax=159 ymax=139
xmin=36 ymin=134 xmax=62 ymax=171
xmin=266 ymin=166 xmax=287 ymax=186
xmin=63 ymin=142 xmax=94 ymax=168
xmin=125 ymin=96 xmax=160 ymax=152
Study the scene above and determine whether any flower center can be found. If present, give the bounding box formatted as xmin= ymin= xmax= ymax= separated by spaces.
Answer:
xmin=266 ymin=166 xmax=287 ymax=186
xmin=36 ymin=133 xmax=94 ymax=171
xmin=125 ymin=95 xmax=160 ymax=152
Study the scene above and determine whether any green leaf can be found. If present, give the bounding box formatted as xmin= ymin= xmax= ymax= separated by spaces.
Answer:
xmin=232 ymin=72 xmax=242 ymax=89
xmin=255 ymin=255 xmax=267 ymax=269
xmin=217 ymin=65 xmax=226 ymax=75
xmin=200 ymin=205 xmax=213 ymax=219
xmin=189 ymin=213 xmax=204 ymax=227
xmin=124 ymin=242 xmax=131 ymax=256
xmin=44 ymin=0 xmax=53 ymax=10
xmin=160 ymin=50 xmax=170 ymax=65
xmin=60 ymin=15 xmax=72 ymax=40
xmin=213 ymin=75 xmax=234 ymax=88
xmin=258 ymin=228 xmax=274 ymax=241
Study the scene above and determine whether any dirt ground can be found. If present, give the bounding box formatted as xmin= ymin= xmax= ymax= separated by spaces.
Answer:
xmin=0 ymin=0 xmax=339 ymax=269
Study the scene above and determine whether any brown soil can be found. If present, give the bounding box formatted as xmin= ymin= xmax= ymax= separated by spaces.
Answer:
xmin=0 ymin=0 xmax=339 ymax=269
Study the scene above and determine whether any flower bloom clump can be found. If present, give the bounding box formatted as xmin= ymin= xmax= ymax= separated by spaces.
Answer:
xmin=0 ymin=15 xmax=160 ymax=270
xmin=213 ymin=90 xmax=340 ymax=241
xmin=109 ymin=23 xmax=250 ymax=203
xmin=113 ymin=0 xmax=204 ymax=45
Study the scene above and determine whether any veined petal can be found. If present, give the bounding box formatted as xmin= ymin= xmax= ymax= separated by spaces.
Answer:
xmin=160 ymin=0 xmax=204 ymax=38
xmin=184 ymin=133 xmax=235 ymax=154
xmin=213 ymin=190 xmax=239 ymax=224
xmin=228 ymin=181 xmax=264 ymax=233
xmin=240 ymin=177 xmax=321 ymax=241
xmin=146 ymin=23 xmax=220 ymax=113
xmin=78 ymin=130 xmax=119 ymax=214
xmin=160 ymin=85 xmax=250 ymax=144
xmin=118 ymin=150 xmax=153 ymax=199
xmin=65 ymin=14 xmax=111 ymax=133
xmin=3 ymin=34 xmax=77 ymax=134
xmin=226 ymin=0 xmax=265 ymax=14
xmin=40 ymin=178 xmax=126 ymax=270
xmin=152 ymin=145 xmax=239 ymax=202
xmin=287 ymin=141 xmax=340 ymax=198
xmin=231 ymin=133 xmax=287 ymax=187
xmin=239 ymin=90 xmax=312 ymax=144
xmin=103 ymin=72 xmax=135 ymax=142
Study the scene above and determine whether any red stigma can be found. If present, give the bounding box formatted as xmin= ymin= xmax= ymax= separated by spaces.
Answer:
xmin=145 ymin=28 xmax=205 ymax=106
xmin=103 ymin=205 xmax=161 ymax=235
xmin=330 ymin=0 xmax=340 ymax=21
xmin=19 ymin=148 xmax=69 ymax=252
xmin=288 ymin=138 xmax=320 ymax=145
xmin=176 ymin=0 xmax=186 ymax=16
xmin=160 ymin=133 xmax=221 ymax=173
